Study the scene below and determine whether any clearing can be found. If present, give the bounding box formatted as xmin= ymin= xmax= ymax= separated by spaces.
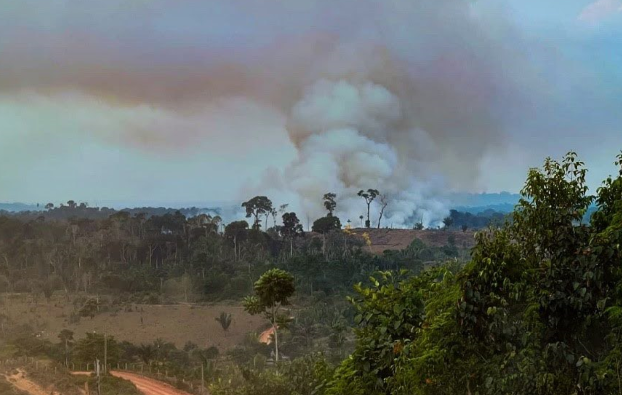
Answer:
xmin=2 ymin=297 xmax=264 ymax=351
xmin=350 ymin=228 xmax=476 ymax=254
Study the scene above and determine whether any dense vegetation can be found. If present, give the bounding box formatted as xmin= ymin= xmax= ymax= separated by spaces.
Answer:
xmin=324 ymin=152 xmax=622 ymax=395
xmin=2 ymin=151 xmax=619 ymax=395
xmin=0 ymin=184 xmax=464 ymax=393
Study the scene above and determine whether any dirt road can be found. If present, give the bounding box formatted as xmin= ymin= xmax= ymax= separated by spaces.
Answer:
xmin=5 ymin=369 xmax=59 ymax=395
xmin=110 ymin=371 xmax=197 ymax=395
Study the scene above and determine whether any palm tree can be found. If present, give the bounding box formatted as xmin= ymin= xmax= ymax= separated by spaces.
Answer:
xmin=137 ymin=344 xmax=156 ymax=366
xmin=215 ymin=312 xmax=233 ymax=337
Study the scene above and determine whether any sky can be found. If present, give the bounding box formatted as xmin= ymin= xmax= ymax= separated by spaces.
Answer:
xmin=0 ymin=0 xmax=621 ymax=218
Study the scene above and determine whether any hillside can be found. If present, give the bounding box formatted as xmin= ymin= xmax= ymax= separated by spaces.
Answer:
xmin=350 ymin=228 xmax=476 ymax=254
xmin=3 ymin=295 xmax=265 ymax=351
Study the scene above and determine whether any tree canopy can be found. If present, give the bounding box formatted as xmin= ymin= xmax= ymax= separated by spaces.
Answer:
xmin=327 ymin=151 xmax=622 ymax=395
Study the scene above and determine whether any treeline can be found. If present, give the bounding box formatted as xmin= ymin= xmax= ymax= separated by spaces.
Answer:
xmin=0 ymin=193 xmax=467 ymax=304
xmin=443 ymin=208 xmax=508 ymax=230
xmin=1 ymin=202 xmax=222 ymax=221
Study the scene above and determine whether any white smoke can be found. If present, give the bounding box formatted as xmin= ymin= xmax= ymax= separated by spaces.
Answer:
xmin=257 ymin=79 xmax=450 ymax=228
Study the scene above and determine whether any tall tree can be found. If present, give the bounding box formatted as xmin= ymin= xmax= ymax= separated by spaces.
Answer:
xmin=312 ymin=216 xmax=341 ymax=258
xmin=58 ymin=329 xmax=74 ymax=368
xmin=323 ymin=193 xmax=337 ymax=217
xmin=243 ymin=269 xmax=295 ymax=362
xmin=312 ymin=216 xmax=342 ymax=234
xmin=281 ymin=212 xmax=303 ymax=257
xmin=241 ymin=196 xmax=273 ymax=230
xmin=358 ymin=189 xmax=379 ymax=228
xmin=224 ymin=221 xmax=248 ymax=261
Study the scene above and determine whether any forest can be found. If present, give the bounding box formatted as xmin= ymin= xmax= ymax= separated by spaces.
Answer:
xmin=0 ymin=151 xmax=621 ymax=394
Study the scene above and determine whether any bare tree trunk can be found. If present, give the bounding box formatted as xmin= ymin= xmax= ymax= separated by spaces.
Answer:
xmin=274 ymin=323 xmax=279 ymax=362
xmin=272 ymin=304 xmax=279 ymax=362
xmin=377 ymin=201 xmax=388 ymax=229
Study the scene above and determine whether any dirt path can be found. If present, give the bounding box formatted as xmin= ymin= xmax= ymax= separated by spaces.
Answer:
xmin=259 ymin=326 xmax=274 ymax=344
xmin=5 ymin=369 xmax=59 ymax=395
xmin=110 ymin=371 xmax=197 ymax=395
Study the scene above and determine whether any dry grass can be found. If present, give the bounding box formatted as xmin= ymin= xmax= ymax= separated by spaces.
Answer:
xmin=1 ymin=295 xmax=265 ymax=351
xmin=350 ymin=228 xmax=477 ymax=254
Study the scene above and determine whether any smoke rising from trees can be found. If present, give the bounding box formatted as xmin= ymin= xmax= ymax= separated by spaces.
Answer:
xmin=2 ymin=0 xmax=618 ymax=215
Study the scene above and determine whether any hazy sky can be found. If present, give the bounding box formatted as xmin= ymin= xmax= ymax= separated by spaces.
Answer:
xmin=1 ymin=0 xmax=621 ymax=207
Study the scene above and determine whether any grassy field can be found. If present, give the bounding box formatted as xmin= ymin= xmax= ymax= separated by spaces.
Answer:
xmin=1 ymin=294 xmax=265 ymax=350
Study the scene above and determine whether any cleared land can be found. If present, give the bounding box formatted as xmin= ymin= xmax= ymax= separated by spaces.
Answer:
xmin=2 ymin=296 xmax=265 ymax=350
xmin=1 ymin=229 xmax=472 ymax=350
xmin=350 ymin=228 xmax=477 ymax=254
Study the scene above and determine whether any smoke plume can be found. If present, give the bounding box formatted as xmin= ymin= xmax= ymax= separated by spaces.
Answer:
xmin=1 ymin=0 xmax=565 ymax=219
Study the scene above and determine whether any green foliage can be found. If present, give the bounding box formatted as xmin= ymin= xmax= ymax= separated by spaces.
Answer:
xmin=328 ymin=151 xmax=622 ymax=395
xmin=73 ymin=333 xmax=120 ymax=366
xmin=312 ymin=216 xmax=342 ymax=234
xmin=79 ymin=298 xmax=99 ymax=319
xmin=252 ymin=268 xmax=296 ymax=310
xmin=281 ymin=212 xmax=304 ymax=251
xmin=244 ymin=269 xmax=296 ymax=361
xmin=358 ymin=189 xmax=380 ymax=228
xmin=211 ymin=353 xmax=333 ymax=395
xmin=323 ymin=193 xmax=338 ymax=217
xmin=242 ymin=196 xmax=273 ymax=230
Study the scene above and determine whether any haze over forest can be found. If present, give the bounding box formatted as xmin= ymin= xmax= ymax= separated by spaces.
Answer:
xmin=2 ymin=0 xmax=622 ymax=227
xmin=1 ymin=1 xmax=622 ymax=395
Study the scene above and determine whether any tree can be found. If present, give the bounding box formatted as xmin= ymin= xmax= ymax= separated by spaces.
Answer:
xmin=357 ymin=189 xmax=379 ymax=228
xmin=461 ymin=224 xmax=468 ymax=233
xmin=225 ymin=221 xmax=249 ymax=261
xmin=323 ymin=193 xmax=337 ymax=217
xmin=215 ymin=312 xmax=233 ymax=337
xmin=442 ymin=216 xmax=453 ymax=229
xmin=136 ymin=344 xmax=156 ymax=365
xmin=74 ymin=333 xmax=120 ymax=367
xmin=281 ymin=212 xmax=303 ymax=257
xmin=312 ymin=216 xmax=342 ymax=234
xmin=45 ymin=203 xmax=54 ymax=210
xmin=271 ymin=208 xmax=278 ymax=229
xmin=242 ymin=196 xmax=273 ymax=230
xmin=79 ymin=298 xmax=98 ymax=319
xmin=244 ymin=269 xmax=295 ymax=362
xmin=58 ymin=329 xmax=74 ymax=367
xmin=377 ymin=194 xmax=389 ymax=229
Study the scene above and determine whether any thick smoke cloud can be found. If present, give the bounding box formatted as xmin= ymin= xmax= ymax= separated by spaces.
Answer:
xmin=3 ymin=0 xmax=618 ymax=223
xmin=277 ymin=80 xmax=447 ymax=227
